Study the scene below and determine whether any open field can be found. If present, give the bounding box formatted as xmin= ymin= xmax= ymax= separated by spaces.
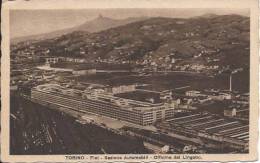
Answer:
xmin=72 ymin=71 xmax=249 ymax=93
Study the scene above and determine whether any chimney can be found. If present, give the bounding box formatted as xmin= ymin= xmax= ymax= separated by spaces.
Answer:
xmin=98 ymin=14 xmax=103 ymax=19
xmin=229 ymin=74 xmax=232 ymax=92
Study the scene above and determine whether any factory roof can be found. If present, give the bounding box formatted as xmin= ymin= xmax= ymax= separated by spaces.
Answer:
xmin=33 ymin=83 xmax=165 ymax=111
xmin=166 ymin=113 xmax=249 ymax=142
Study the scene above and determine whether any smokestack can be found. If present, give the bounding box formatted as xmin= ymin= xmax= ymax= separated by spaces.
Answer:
xmin=229 ymin=74 xmax=232 ymax=92
xmin=98 ymin=14 xmax=103 ymax=19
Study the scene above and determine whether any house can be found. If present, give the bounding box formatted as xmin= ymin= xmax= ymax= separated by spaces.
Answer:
xmin=224 ymin=107 xmax=249 ymax=118
xmin=45 ymin=57 xmax=59 ymax=64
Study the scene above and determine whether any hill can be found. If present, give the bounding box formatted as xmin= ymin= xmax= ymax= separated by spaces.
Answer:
xmin=11 ymin=15 xmax=146 ymax=44
xmin=11 ymin=14 xmax=250 ymax=73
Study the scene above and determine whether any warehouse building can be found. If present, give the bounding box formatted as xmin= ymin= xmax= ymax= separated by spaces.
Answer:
xmin=156 ymin=113 xmax=248 ymax=151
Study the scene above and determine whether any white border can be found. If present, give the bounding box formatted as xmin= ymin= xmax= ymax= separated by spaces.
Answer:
xmin=1 ymin=0 xmax=259 ymax=162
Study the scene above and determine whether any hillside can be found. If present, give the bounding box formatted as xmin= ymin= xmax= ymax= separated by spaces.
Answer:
xmin=11 ymin=14 xmax=250 ymax=73
xmin=11 ymin=15 xmax=146 ymax=44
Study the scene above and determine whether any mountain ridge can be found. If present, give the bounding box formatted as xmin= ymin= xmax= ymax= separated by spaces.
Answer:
xmin=11 ymin=14 xmax=250 ymax=73
xmin=11 ymin=15 xmax=147 ymax=44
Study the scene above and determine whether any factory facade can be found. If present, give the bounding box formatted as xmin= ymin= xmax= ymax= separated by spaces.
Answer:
xmin=31 ymin=84 xmax=175 ymax=126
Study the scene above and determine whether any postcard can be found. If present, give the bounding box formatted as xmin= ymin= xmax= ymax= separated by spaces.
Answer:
xmin=1 ymin=0 xmax=258 ymax=162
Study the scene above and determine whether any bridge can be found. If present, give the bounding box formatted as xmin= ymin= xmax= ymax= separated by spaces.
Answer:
xmin=135 ymin=89 xmax=161 ymax=94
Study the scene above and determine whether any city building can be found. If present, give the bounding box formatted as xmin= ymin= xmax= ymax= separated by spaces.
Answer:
xmin=105 ymin=85 xmax=136 ymax=94
xmin=45 ymin=57 xmax=59 ymax=64
xmin=224 ymin=106 xmax=249 ymax=120
xmin=160 ymin=90 xmax=172 ymax=100
xmin=234 ymin=93 xmax=249 ymax=105
xmin=185 ymin=90 xmax=231 ymax=100
xmin=31 ymin=84 xmax=175 ymax=126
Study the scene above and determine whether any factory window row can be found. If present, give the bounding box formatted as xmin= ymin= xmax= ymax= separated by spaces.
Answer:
xmin=32 ymin=91 xmax=175 ymax=125
xmin=32 ymin=91 xmax=145 ymax=124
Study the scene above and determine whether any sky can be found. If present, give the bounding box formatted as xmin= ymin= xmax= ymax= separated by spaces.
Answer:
xmin=10 ymin=8 xmax=249 ymax=38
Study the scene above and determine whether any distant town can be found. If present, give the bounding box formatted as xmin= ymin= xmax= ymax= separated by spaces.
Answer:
xmin=10 ymin=14 xmax=249 ymax=154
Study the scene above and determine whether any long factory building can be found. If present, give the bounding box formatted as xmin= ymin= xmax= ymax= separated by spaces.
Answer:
xmin=157 ymin=113 xmax=249 ymax=151
xmin=31 ymin=84 xmax=175 ymax=126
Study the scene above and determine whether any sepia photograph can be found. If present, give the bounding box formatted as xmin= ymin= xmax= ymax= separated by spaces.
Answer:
xmin=1 ymin=0 xmax=258 ymax=162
